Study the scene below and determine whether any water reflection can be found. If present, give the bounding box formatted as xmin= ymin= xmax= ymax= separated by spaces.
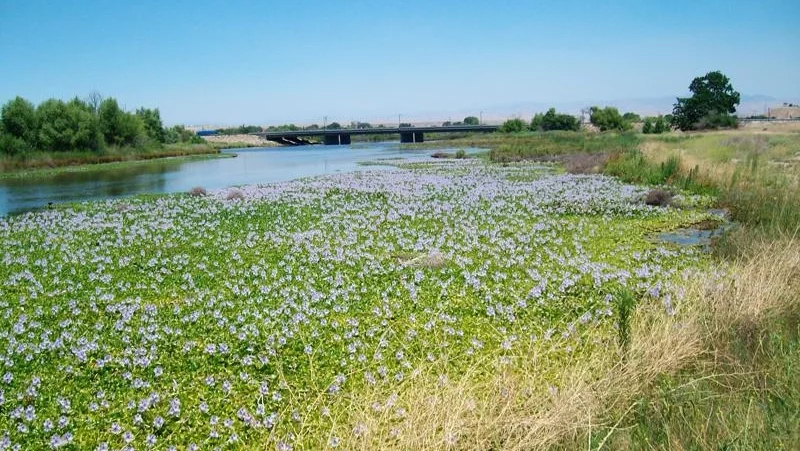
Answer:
xmin=1 ymin=143 xmax=473 ymax=215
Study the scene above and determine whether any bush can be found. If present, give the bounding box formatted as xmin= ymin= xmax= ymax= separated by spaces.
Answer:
xmin=590 ymin=106 xmax=632 ymax=132
xmin=695 ymin=111 xmax=738 ymax=130
xmin=644 ymin=189 xmax=673 ymax=206
xmin=500 ymin=118 xmax=527 ymax=133
xmin=0 ymin=133 xmax=31 ymax=155
xmin=188 ymin=186 xmax=207 ymax=197
xmin=455 ymin=149 xmax=467 ymax=159
xmin=531 ymin=108 xmax=580 ymax=131
xmin=642 ymin=119 xmax=653 ymax=134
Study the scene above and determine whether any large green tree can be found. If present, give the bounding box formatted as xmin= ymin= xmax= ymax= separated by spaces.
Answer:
xmin=671 ymin=71 xmax=740 ymax=131
xmin=463 ymin=116 xmax=480 ymax=126
xmin=1 ymin=96 xmax=37 ymax=143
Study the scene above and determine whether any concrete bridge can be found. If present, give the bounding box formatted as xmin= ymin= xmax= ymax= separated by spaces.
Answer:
xmin=252 ymin=125 xmax=498 ymax=145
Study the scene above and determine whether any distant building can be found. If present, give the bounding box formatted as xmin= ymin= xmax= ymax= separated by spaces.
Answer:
xmin=768 ymin=106 xmax=800 ymax=119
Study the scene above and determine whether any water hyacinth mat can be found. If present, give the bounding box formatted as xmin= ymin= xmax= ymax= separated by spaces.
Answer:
xmin=0 ymin=160 xmax=713 ymax=449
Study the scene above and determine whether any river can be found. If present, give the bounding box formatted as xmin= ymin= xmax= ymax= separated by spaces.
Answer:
xmin=0 ymin=143 xmax=475 ymax=216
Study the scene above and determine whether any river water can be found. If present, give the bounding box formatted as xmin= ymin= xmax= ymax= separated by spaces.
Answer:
xmin=1 ymin=143 xmax=471 ymax=216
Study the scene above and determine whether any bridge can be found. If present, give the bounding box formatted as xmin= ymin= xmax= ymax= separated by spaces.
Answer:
xmin=252 ymin=125 xmax=499 ymax=145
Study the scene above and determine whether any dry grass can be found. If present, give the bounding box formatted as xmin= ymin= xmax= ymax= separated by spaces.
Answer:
xmin=328 ymin=299 xmax=702 ymax=450
xmin=320 ymin=236 xmax=800 ymax=450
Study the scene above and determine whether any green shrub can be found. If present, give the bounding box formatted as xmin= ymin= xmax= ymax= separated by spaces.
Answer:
xmin=590 ymin=106 xmax=632 ymax=132
xmin=500 ymin=118 xmax=527 ymax=133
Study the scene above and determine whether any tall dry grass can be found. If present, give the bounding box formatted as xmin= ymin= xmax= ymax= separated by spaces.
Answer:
xmin=320 ymin=237 xmax=799 ymax=450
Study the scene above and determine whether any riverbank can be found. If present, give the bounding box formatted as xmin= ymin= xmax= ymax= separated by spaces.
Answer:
xmin=202 ymin=134 xmax=280 ymax=148
xmin=0 ymin=143 xmax=222 ymax=175
xmin=0 ymin=152 xmax=234 ymax=180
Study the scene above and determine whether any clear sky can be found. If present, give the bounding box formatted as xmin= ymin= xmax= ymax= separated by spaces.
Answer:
xmin=1 ymin=0 xmax=798 ymax=125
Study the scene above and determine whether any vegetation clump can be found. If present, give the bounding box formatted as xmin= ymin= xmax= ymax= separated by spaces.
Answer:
xmin=590 ymin=106 xmax=633 ymax=132
xmin=530 ymin=108 xmax=580 ymax=131
xmin=644 ymin=188 xmax=673 ymax=206
xmin=188 ymin=186 xmax=207 ymax=197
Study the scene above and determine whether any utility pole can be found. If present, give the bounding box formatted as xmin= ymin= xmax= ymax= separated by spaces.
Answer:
xmin=323 ymin=116 xmax=327 ymax=130
xmin=480 ymin=111 xmax=483 ymax=125
xmin=398 ymin=113 xmax=401 ymax=128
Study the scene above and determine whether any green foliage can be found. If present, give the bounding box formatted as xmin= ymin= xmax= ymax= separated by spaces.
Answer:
xmin=98 ymin=98 xmax=145 ymax=147
xmin=653 ymin=116 xmax=668 ymax=134
xmin=326 ymin=122 xmax=342 ymax=130
xmin=614 ymin=289 xmax=636 ymax=351
xmin=455 ymin=148 xmax=467 ymax=159
xmin=1 ymin=96 xmax=37 ymax=143
xmin=590 ymin=106 xmax=632 ymax=132
xmin=642 ymin=118 xmax=653 ymax=134
xmin=165 ymin=125 xmax=204 ymax=144
xmin=136 ymin=107 xmax=166 ymax=143
xmin=0 ymin=93 xmax=201 ymax=158
xmin=218 ymin=125 xmax=265 ymax=134
xmin=488 ymin=132 xmax=640 ymax=162
xmin=463 ymin=116 xmax=480 ymax=125
xmin=695 ymin=110 xmax=739 ymax=130
xmin=622 ymin=112 xmax=641 ymax=122
xmin=36 ymin=99 xmax=102 ymax=152
xmin=500 ymin=118 xmax=527 ymax=133
xmin=530 ymin=108 xmax=580 ymax=131
xmin=0 ymin=133 xmax=31 ymax=155
xmin=603 ymin=149 xmax=714 ymax=194
xmin=672 ymin=71 xmax=740 ymax=131
xmin=642 ymin=116 xmax=669 ymax=134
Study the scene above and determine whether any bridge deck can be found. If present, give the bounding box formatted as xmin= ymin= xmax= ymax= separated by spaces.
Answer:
xmin=252 ymin=125 xmax=498 ymax=139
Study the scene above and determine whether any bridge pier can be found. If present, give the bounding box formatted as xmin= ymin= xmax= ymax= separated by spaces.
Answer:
xmin=323 ymin=133 xmax=351 ymax=145
xmin=400 ymin=132 xmax=424 ymax=143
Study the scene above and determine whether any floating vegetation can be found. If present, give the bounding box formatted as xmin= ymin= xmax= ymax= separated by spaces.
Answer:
xmin=0 ymin=160 xmax=710 ymax=449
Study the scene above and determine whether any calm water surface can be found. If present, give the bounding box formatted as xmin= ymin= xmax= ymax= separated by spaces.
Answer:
xmin=0 ymin=143 xmax=476 ymax=216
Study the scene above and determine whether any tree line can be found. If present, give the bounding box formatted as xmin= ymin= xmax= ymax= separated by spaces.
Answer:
xmin=0 ymin=93 xmax=202 ymax=155
xmin=498 ymin=71 xmax=741 ymax=135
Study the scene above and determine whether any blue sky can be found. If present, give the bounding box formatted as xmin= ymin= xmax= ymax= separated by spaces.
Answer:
xmin=1 ymin=0 xmax=798 ymax=125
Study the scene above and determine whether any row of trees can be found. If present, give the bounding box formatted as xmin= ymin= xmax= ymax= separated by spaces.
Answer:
xmin=500 ymin=108 xmax=581 ymax=133
xmin=0 ymin=94 xmax=201 ymax=155
xmin=497 ymin=71 xmax=741 ymax=135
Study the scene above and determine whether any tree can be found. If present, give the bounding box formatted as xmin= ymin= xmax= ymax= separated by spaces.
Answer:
xmin=65 ymin=98 xmax=102 ymax=150
xmin=136 ymin=107 xmax=166 ymax=143
xmin=531 ymin=108 xmax=580 ymax=131
xmin=622 ymin=112 xmax=641 ymax=122
xmin=325 ymin=122 xmax=341 ymax=130
xmin=642 ymin=118 xmax=653 ymax=134
xmin=653 ymin=116 xmax=668 ymax=134
xmin=86 ymin=91 xmax=103 ymax=114
xmin=463 ymin=116 xmax=479 ymax=125
xmin=500 ymin=118 xmax=526 ymax=133
xmin=1 ymin=96 xmax=37 ymax=143
xmin=590 ymin=106 xmax=631 ymax=132
xmin=98 ymin=98 xmax=144 ymax=146
xmin=671 ymin=71 xmax=740 ymax=131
